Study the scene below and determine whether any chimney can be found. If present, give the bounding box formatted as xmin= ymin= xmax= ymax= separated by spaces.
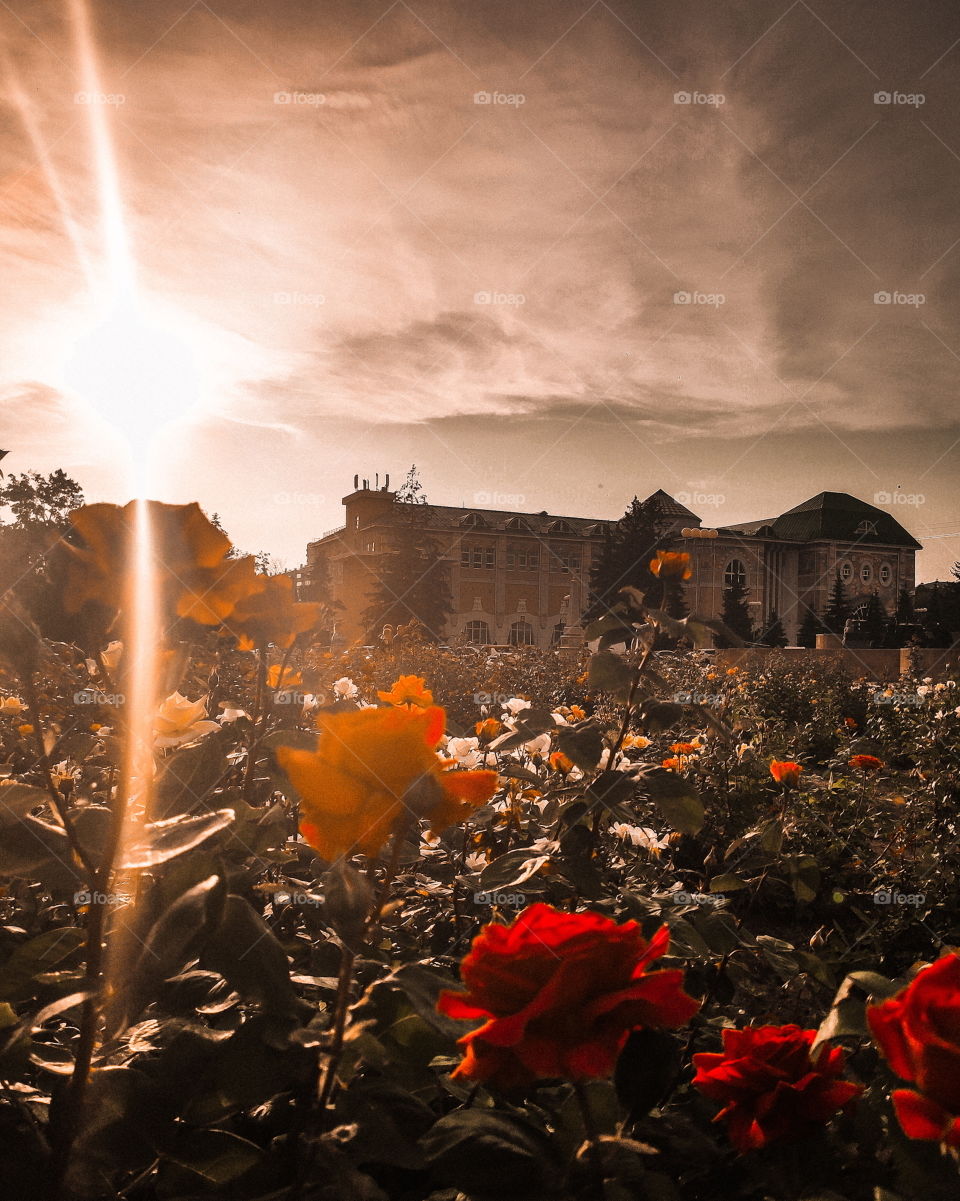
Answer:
xmin=385 ymin=473 xmax=390 ymax=490
xmin=353 ymin=473 xmax=359 ymax=490
xmin=375 ymin=472 xmax=379 ymax=489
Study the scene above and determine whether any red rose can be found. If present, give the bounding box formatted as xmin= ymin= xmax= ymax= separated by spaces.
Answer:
xmin=867 ymin=953 xmax=960 ymax=1146
xmin=692 ymin=1025 xmax=862 ymax=1152
xmin=437 ymin=904 xmax=699 ymax=1089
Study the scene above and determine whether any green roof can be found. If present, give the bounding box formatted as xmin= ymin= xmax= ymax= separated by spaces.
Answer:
xmin=768 ymin=492 xmax=921 ymax=549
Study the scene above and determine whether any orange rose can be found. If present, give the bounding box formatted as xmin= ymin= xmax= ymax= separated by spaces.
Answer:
xmin=228 ymin=574 xmax=323 ymax=651
xmin=770 ymin=760 xmax=802 ymax=787
xmin=377 ymin=675 xmax=434 ymax=708
xmin=59 ymin=501 xmax=261 ymax=630
xmin=649 ymin=550 xmax=692 ymax=580
xmin=849 ymin=754 xmax=883 ymax=772
xmin=276 ymin=704 xmax=496 ymax=860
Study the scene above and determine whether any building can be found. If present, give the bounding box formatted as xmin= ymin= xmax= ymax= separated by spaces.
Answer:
xmin=304 ymin=481 xmax=920 ymax=647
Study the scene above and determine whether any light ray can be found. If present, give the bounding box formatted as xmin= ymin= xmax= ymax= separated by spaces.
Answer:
xmin=0 ymin=45 xmax=95 ymax=286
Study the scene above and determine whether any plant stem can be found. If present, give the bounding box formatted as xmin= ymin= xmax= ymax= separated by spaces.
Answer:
xmin=573 ymin=1081 xmax=608 ymax=1201
xmin=241 ymin=650 xmax=268 ymax=801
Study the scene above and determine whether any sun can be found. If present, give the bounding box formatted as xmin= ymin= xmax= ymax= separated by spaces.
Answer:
xmin=64 ymin=289 xmax=201 ymax=456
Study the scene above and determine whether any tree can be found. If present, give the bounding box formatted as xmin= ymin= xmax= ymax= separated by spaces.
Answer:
xmin=823 ymin=572 xmax=849 ymax=635
xmin=395 ymin=464 xmax=428 ymax=505
xmin=0 ymin=469 xmax=83 ymax=530
xmin=797 ymin=606 xmax=822 ymax=648
xmin=759 ymin=608 xmax=788 ymax=647
xmin=362 ymin=500 xmax=452 ymax=642
xmin=861 ymin=590 xmax=887 ymax=647
xmin=718 ymin=575 xmax=754 ymax=645
xmin=586 ymin=497 xmax=668 ymax=620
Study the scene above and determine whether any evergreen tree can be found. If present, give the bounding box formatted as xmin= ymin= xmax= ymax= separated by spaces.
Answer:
xmin=718 ymin=576 xmax=754 ymax=645
xmin=895 ymin=586 xmax=914 ymax=626
xmin=759 ymin=608 xmax=788 ymax=647
xmin=362 ymin=499 xmax=452 ymax=642
xmin=823 ymin=572 xmax=850 ymax=635
xmin=797 ymin=606 xmax=822 ymax=648
xmin=395 ymin=464 xmax=428 ymax=505
xmin=919 ymin=582 xmax=951 ymax=647
xmin=861 ymin=590 xmax=887 ymax=647
xmin=586 ymin=496 xmax=667 ymax=620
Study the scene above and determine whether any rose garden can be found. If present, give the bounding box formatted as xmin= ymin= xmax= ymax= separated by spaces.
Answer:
xmin=0 ymin=495 xmax=959 ymax=1201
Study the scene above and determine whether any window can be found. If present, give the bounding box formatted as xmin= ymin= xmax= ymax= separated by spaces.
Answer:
xmin=860 ymin=562 xmax=874 ymax=584
xmin=854 ymin=520 xmax=878 ymax=536
xmin=724 ymin=559 xmax=747 ymax=589
xmin=460 ymin=544 xmax=495 ymax=569
xmin=505 ymin=517 xmax=529 ymax=531
xmin=506 ymin=547 xmax=539 ymax=570
xmin=839 ymin=560 xmax=854 ymax=583
xmin=879 ymin=563 xmax=892 ymax=586
xmin=547 ymin=519 xmax=573 ymax=534
xmin=460 ymin=512 xmax=486 ymax=528
xmin=464 ymin=619 xmax=490 ymax=644
xmin=556 ymin=547 xmax=581 ymax=573
xmin=364 ymin=540 xmax=376 ymax=553
xmin=509 ymin=620 xmax=535 ymax=646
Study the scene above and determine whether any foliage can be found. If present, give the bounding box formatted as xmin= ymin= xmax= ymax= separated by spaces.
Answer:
xmin=0 ymin=493 xmax=958 ymax=1201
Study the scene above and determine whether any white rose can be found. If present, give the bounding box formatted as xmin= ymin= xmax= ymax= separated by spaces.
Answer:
xmin=155 ymin=692 xmax=220 ymax=749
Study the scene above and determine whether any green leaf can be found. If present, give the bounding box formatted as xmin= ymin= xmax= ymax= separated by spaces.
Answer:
xmin=637 ymin=700 xmax=685 ymax=733
xmin=0 ymin=927 xmax=86 ymax=1003
xmin=118 ymin=809 xmax=235 ymax=869
xmin=636 ymin=768 xmax=704 ymax=835
xmin=588 ymin=650 xmax=636 ymax=701
xmin=555 ymin=721 xmax=606 ymax=770
xmin=709 ymin=872 xmax=748 ymax=893
xmin=163 ymin=1128 xmax=265 ymax=1187
xmin=478 ymin=849 xmax=551 ymax=892
xmin=0 ymin=814 xmax=80 ymax=889
xmin=421 ymin=1110 xmax=558 ymax=1200
xmin=152 ymin=738 xmax=227 ymax=820
xmin=202 ymin=895 xmax=304 ymax=1018
xmin=0 ymin=782 xmax=48 ymax=826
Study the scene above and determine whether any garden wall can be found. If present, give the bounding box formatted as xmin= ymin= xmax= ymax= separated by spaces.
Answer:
xmin=713 ymin=640 xmax=960 ymax=681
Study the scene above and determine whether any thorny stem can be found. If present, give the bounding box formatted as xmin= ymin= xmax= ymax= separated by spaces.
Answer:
xmin=573 ymin=1081 xmax=608 ymax=1201
xmin=316 ymin=820 xmax=411 ymax=1115
xmin=241 ymin=650 xmax=268 ymax=801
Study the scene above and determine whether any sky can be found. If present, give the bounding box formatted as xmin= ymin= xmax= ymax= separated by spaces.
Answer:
xmin=1 ymin=0 xmax=958 ymax=578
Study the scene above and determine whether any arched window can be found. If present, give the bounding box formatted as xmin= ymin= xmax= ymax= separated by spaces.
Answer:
xmin=724 ymin=559 xmax=747 ymax=589
xmin=460 ymin=512 xmax=486 ymax=528
xmin=508 ymin=620 xmax=535 ymax=646
xmin=463 ymin=619 xmax=490 ymax=645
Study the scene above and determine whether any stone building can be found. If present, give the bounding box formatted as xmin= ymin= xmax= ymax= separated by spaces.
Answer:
xmin=304 ymin=481 xmax=920 ymax=647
